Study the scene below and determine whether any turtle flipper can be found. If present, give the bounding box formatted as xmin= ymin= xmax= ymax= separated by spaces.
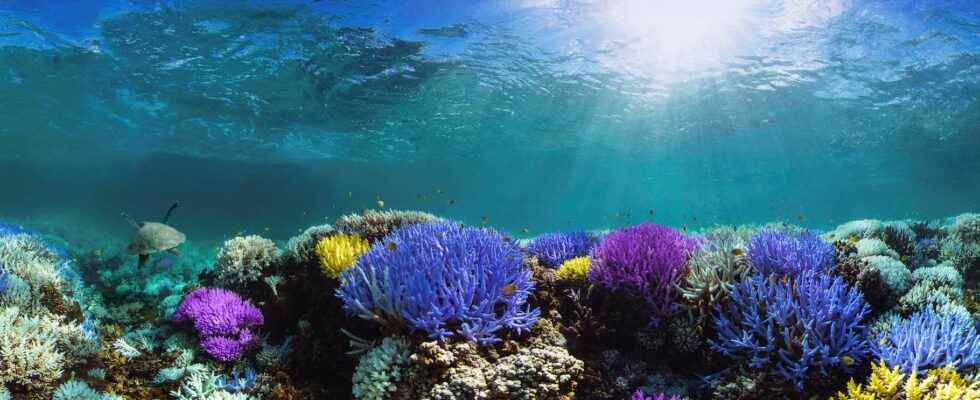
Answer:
xmin=138 ymin=254 xmax=149 ymax=269
xmin=162 ymin=202 xmax=180 ymax=224
xmin=121 ymin=212 xmax=141 ymax=229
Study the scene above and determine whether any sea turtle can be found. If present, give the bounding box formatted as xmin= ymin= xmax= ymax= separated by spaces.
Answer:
xmin=122 ymin=202 xmax=186 ymax=268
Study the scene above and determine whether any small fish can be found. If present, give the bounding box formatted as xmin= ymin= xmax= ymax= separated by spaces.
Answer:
xmin=522 ymin=228 xmax=529 ymax=234
xmin=386 ymin=242 xmax=397 ymax=251
xmin=797 ymin=214 xmax=806 ymax=222
xmin=437 ymin=189 xmax=444 ymax=195
xmin=841 ymin=355 xmax=855 ymax=366
xmin=377 ymin=200 xmax=385 ymax=209
xmin=480 ymin=216 xmax=489 ymax=225
xmin=730 ymin=248 xmax=745 ymax=257
xmin=648 ymin=209 xmax=655 ymax=216
xmin=448 ymin=199 xmax=456 ymax=205
xmin=264 ymin=227 xmax=270 ymax=232
xmin=501 ymin=283 xmax=516 ymax=296
xmin=348 ymin=192 xmax=353 ymax=199
xmin=502 ymin=236 xmax=512 ymax=242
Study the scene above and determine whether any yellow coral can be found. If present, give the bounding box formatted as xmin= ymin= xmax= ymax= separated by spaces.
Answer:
xmin=833 ymin=361 xmax=980 ymax=400
xmin=555 ymin=256 xmax=590 ymax=281
xmin=314 ymin=234 xmax=370 ymax=278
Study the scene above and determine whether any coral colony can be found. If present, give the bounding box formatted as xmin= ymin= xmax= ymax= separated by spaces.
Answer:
xmin=5 ymin=211 xmax=980 ymax=399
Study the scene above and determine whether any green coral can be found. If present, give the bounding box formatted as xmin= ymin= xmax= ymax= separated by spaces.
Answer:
xmin=52 ymin=380 xmax=102 ymax=400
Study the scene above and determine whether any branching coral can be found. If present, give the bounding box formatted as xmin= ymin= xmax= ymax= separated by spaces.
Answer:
xmin=337 ymin=222 xmax=539 ymax=343
xmin=631 ymin=391 xmax=681 ymax=400
xmin=352 ymin=337 xmax=410 ymax=400
xmin=314 ymin=233 xmax=370 ymax=279
xmin=833 ymin=360 xmax=980 ymax=400
xmin=711 ymin=272 xmax=871 ymax=391
xmin=172 ymin=287 xmax=264 ymax=361
xmin=588 ymin=222 xmax=698 ymax=323
xmin=336 ymin=209 xmax=440 ymax=243
xmin=0 ymin=306 xmax=95 ymax=388
xmin=212 ymin=235 xmax=281 ymax=287
xmin=677 ymin=231 xmax=750 ymax=312
xmin=874 ymin=310 xmax=980 ymax=374
xmin=527 ymin=231 xmax=595 ymax=267
xmin=746 ymin=229 xmax=835 ymax=277
xmin=554 ymin=256 xmax=590 ymax=281
xmin=52 ymin=380 xmax=103 ymax=400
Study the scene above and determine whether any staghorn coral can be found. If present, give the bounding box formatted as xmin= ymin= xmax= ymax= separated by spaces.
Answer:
xmin=526 ymin=231 xmax=596 ymax=267
xmin=213 ymin=235 xmax=281 ymax=288
xmin=314 ymin=233 xmax=370 ymax=279
xmin=337 ymin=222 xmax=539 ymax=344
xmin=0 ymin=306 xmax=96 ymax=389
xmin=746 ymin=229 xmax=835 ymax=277
xmin=336 ymin=209 xmax=441 ymax=243
xmin=712 ymin=271 xmax=871 ymax=391
xmin=352 ymin=337 xmax=411 ymax=400
xmin=874 ymin=310 xmax=980 ymax=374
xmin=588 ymin=222 xmax=698 ymax=324
xmin=554 ymin=256 xmax=591 ymax=282
xmin=172 ymin=287 xmax=264 ymax=361
xmin=833 ymin=360 xmax=980 ymax=400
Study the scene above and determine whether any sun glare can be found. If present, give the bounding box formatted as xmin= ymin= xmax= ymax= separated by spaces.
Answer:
xmin=601 ymin=0 xmax=761 ymax=77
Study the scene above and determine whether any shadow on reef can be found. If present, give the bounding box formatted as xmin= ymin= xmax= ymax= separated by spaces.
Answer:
xmin=4 ymin=212 xmax=980 ymax=399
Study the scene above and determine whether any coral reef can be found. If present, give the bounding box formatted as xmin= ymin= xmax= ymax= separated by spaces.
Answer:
xmin=335 ymin=209 xmax=441 ymax=243
xmin=711 ymin=271 xmax=871 ymax=391
xmin=746 ymin=229 xmax=835 ymax=277
xmin=172 ymin=287 xmax=264 ymax=361
xmin=588 ymin=222 xmax=698 ymax=324
xmin=874 ymin=310 xmax=980 ymax=374
xmin=5 ymin=212 xmax=980 ymax=399
xmin=213 ymin=235 xmax=281 ymax=288
xmin=833 ymin=361 xmax=980 ymax=399
xmin=314 ymin=234 xmax=370 ymax=279
xmin=527 ymin=231 xmax=596 ymax=268
xmin=337 ymin=222 xmax=539 ymax=343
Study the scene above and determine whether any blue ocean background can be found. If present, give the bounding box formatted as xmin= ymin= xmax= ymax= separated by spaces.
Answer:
xmin=1 ymin=0 xmax=979 ymax=247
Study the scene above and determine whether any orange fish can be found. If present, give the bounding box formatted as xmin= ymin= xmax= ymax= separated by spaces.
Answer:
xmin=501 ymin=283 xmax=516 ymax=296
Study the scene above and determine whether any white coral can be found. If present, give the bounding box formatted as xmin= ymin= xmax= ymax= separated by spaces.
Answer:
xmin=213 ymin=235 xmax=281 ymax=287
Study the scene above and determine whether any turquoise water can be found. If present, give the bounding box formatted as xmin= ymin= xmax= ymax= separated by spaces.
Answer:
xmin=2 ymin=0 xmax=978 ymax=246
xmin=2 ymin=1 xmax=980 ymax=399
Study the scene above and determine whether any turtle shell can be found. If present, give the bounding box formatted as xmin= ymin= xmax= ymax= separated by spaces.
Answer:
xmin=127 ymin=222 xmax=186 ymax=255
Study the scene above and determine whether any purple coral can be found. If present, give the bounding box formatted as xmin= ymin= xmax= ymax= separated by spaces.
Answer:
xmin=631 ymin=391 xmax=680 ymax=400
xmin=588 ymin=222 xmax=698 ymax=321
xmin=746 ymin=229 xmax=835 ymax=277
xmin=336 ymin=222 xmax=539 ymax=344
xmin=172 ymin=287 xmax=264 ymax=361
xmin=711 ymin=271 xmax=871 ymax=391
xmin=527 ymin=231 xmax=596 ymax=267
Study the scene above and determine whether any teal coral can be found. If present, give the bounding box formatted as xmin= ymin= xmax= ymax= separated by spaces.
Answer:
xmin=352 ymin=337 xmax=411 ymax=400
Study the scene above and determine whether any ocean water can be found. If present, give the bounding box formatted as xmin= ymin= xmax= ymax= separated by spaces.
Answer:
xmin=1 ymin=0 xmax=980 ymax=399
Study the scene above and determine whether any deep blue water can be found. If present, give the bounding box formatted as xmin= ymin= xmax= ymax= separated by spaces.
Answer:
xmin=1 ymin=0 xmax=979 ymax=246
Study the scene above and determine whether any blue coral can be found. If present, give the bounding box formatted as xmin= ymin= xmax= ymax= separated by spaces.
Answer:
xmin=527 ymin=231 xmax=596 ymax=267
xmin=874 ymin=310 xmax=980 ymax=374
xmin=711 ymin=271 xmax=871 ymax=391
xmin=336 ymin=222 xmax=540 ymax=344
xmin=746 ymin=229 xmax=835 ymax=277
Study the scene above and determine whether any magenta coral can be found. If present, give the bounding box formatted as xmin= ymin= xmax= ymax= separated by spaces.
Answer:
xmin=172 ymin=287 xmax=263 ymax=361
xmin=588 ymin=222 xmax=697 ymax=322
xmin=631 ymin=390 xmax=681 ymax=400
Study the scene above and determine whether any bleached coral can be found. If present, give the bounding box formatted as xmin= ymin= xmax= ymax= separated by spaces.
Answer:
xmin=862 ymin=255 xmax=912 ymax=295
xmin=52 ymin=379 xmax=102 ymax=400
xmin=0 ymin=307 xmax=95 ymax=388
xmin=213 ymin=235 xmax=281 ymax=287
xmin=353 ymin=337 xmax=411 ymax=400
xmin=856 ymin=238 xmax=900 ymax=259
xmin=335 ymin=209 xmax=440 ymax=242
xmin=284 ymin=224 xmax=335 ymax=265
